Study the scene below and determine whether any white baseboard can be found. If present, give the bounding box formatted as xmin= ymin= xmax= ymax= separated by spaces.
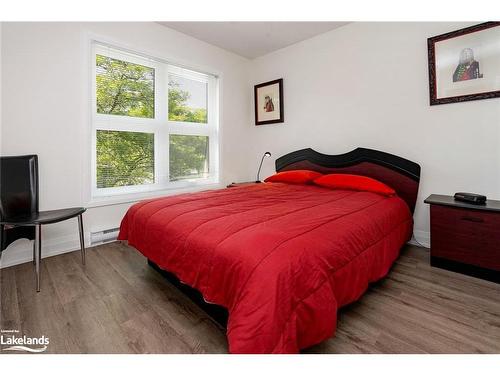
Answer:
xmin=408 ymin=229 xmax=430 ymax=248
xmin=0 ymin=232 xmax=93 ymax=269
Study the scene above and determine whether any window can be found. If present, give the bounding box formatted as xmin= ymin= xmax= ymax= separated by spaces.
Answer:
xmin=169 ymin=134 xmax=209 ymax=181
xmin=168 ymin=74 xmax=207 ymax=124
xmin=91 ymin=43 xmax=219 ymax=198
xmin=96 ymin=55 xmax=155 ymax=118
xmin=96 ymin=130 xmax=155 ymax=188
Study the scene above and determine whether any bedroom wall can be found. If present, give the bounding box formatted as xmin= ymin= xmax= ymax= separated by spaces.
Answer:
xmin=248 ymin=22 xmax=500 ymax=246
xmin=0 ymin=22 xmax=252 ymax=267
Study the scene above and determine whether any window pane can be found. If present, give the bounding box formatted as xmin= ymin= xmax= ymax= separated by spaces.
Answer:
xmin=169 ymin=135 xmax=209 ymax=181
xmin=96 ymin=55 xmax=155 ymax=118
xmin=97 ymin=130 xmax=154 ymax=188
xmin=168 ymin=74 xmax=207 ymax=123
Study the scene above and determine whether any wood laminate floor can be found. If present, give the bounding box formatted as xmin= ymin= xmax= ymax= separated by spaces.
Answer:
xmin=1 ymin=242 xmax=499 ymax=354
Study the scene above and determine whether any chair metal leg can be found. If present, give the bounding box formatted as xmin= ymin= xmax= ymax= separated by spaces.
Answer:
xmin=32 ymin=240 xmax=36 ymax=265
xmin=78 ymin=214 xmax=86 ymax=265
xmin=35 ymin=224 xmax=41 ymax=292
xmin=0 ymin=224 xmax=4 ymax=253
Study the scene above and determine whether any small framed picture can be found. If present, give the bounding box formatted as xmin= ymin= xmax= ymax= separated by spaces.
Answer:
xmin=428 ymin=22 xmax=500 ymax=105
xmin=254 ymin=78 xmax=284 ymax=125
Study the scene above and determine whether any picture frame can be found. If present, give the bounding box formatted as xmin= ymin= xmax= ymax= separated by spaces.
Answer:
xmin=428 ymin=22 xmax=500 ymax=105
xmin=254 ymin=78 xmax=284 ymax=125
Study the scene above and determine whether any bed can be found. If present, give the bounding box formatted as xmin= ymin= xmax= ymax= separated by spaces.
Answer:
xmin=118 ymin=148 xmax=421 ymax=353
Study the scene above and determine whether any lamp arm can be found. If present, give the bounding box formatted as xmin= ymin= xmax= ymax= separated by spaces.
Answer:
xmin=256 ymin=154 xmax=266 ymax=183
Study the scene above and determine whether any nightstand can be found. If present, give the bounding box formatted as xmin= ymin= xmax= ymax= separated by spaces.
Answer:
xmin=424 ymin=194 xmax=500 ymax=283
xmin=226 ymin=182 xmax=260 ymax=188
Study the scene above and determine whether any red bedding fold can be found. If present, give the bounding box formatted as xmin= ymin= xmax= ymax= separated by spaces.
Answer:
xmin=118 ymin=183 xmax=412 ymax=353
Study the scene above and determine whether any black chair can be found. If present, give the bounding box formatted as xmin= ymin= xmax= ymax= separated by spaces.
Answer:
xmin=0 ymin=155 xmax=86 ymax=292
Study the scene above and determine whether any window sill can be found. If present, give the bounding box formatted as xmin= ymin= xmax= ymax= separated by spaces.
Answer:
xmin=86 ymin=182 xmax=224 ymax=209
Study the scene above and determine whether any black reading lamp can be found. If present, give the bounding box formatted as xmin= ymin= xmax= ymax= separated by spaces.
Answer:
xmin=256 ymin=152 xmax=272 ymax=183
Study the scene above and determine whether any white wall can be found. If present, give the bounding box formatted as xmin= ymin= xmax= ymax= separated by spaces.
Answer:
xmin=248 ymin=22 xmax=500 ymax=245
xmin=0 ymin=22 xmax=252 ymax=267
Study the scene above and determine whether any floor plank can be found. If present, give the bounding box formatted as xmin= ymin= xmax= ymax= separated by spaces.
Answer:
xmin=1 ymin=243 xmax=499 ymax=354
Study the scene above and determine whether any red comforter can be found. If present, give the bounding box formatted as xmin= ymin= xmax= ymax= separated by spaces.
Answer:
xmin=118 ymin=183 xmax=412 ymax=353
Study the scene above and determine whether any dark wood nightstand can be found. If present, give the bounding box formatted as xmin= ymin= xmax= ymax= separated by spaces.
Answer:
xmin=424 ymin=194 xmax=500 ymax=283
xmin=226 ymin=182 xmax=260 ymax=188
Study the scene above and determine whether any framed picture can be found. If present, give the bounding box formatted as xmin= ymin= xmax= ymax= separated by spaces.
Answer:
xmin=428 ymin=22 xmax=500 ymax=105
xmin=254 ymin=78 xmax=284 ymax=125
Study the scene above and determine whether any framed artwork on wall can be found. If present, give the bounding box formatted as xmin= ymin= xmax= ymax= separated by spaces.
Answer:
xmin=254 ymin=78 xmax=284 ymax=125
xmin=428 ymin=22 xmax=500 ymax=105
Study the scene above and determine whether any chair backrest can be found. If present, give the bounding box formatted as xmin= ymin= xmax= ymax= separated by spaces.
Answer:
xmin=0 ymin=155 xmax=39 ymax=220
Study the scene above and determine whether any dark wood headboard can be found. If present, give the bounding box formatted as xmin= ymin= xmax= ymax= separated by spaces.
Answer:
xmin=275 ymin=148 xmax=421 ymax=214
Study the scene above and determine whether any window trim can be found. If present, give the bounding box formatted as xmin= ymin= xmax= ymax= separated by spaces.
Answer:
xmin=90 ymin=40 xmax=220 ymax=201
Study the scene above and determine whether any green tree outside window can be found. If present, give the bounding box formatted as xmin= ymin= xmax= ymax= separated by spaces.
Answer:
xmin=96 ymin=130 xmax=154 ymax=188
xmin=96 ymin=55 xmax=155 ymax=118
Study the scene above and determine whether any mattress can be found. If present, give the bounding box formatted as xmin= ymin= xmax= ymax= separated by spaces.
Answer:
xmin=118 ymin=182 xmax=413 ymax=353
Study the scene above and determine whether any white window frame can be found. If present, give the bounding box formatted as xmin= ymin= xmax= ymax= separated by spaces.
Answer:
xmin=91 ymin=42 xmax=219 ymax=199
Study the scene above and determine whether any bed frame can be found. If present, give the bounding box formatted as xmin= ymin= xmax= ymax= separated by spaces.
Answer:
xmin=148 ymin=147 xmax=421 ymax=328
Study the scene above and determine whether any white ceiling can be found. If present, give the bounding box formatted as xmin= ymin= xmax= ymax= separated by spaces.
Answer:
xmin=158 ymin=22 xmax=349 ymax=59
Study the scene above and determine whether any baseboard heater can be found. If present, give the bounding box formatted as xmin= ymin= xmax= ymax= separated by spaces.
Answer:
xmin=90 ymin=227 xmax=120 ymax=246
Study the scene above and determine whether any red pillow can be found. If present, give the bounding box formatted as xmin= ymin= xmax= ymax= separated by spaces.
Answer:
xmin=313 ymin=174 xmax=396 ymax=196
xmin=264 ymin=170 xmax=323 ymax=184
